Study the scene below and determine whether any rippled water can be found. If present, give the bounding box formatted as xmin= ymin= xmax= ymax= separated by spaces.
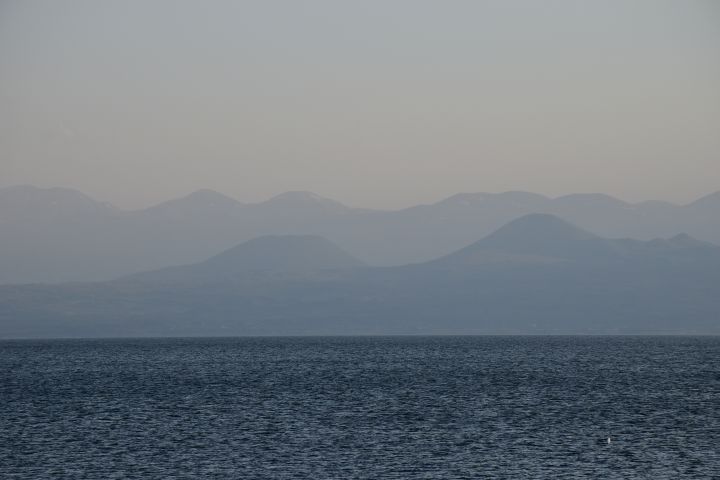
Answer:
xmin=1 ymin=336 xmax=719 ymax=478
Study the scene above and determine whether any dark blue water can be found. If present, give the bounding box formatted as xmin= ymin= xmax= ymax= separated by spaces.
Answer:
xmin=1 ymin=336 xmax=718 ymax=479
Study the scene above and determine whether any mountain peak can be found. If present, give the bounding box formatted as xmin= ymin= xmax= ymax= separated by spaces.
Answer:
xmin=125 ymin=235 xmax=365 ymax=284
xmin=434 ymin=214 xmax=607 ymax=265
xmin=172 ymin=189 xmax=241 ymax=205
xmin=687 ymin=191 xmax=720 ymax=209
xmin=437 ymin=191 xmax=549 ymax=207
xmin=0 ymin=185 xmax=100 ymax=203
xmin=482 ymin=214 xmax=598 ymax=245
xmin=185 ymin=189 xmax=239 ymax=201
xmin=143 ymin=189 xmax=242 ymax=214
xmin=496 ymin=191 xmax=551 ymax=203
xmin=264 ymin=191 xmax=339 ymax=203
xmin=553 ymin=193 xmax=629 ymax=207
xmin=202 ymin=235 xmax=364 ymax=272
xmin=667 ymin=233 xmax=715 ymax=248
xmin=257 ymin=191 xmax=349 ymax=214
xmin=0 ymin=185 xmax=113 ymax=218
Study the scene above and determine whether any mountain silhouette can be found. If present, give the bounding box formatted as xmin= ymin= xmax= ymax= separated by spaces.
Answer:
xmin=0 ymin=185 xmax=114 ymax=220
xmin=688 ymin=191 xmax=720 ymax=211
xmin=256 ymin=191 xmax=351 ymax=214
xmin=200 ymin=235 xmax=364 ymax=272
xmin=1 ymin=185 xmax=719 ymax=284
xmin=433 ymin=214 xmax=720 ymax=267
xmin=432 ymin=214 xmax=617 ymax=265
xmin=472 ymin=214 xmax=600 ymax=252
xmin=126 ymin=235 xmax=365 ymax=284
xmin=1 ymin=216 xmax=719 ymax=337
xmin=140 ymin=189 xmax=244 ymax=218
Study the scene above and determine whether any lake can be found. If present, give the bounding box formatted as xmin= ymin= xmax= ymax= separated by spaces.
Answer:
xmin=1 ymin=336 xmax=718 ymax=478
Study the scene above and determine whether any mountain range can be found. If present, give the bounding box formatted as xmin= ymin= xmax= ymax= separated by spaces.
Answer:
xmin=1 ymin=185 xmax=719 ymax=284
xmin=1 ymin=213 xmax=719 ymax=337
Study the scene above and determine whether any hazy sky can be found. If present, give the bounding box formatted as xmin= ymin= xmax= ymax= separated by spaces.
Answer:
xmin=1 ymin=0 xmax=719 ymax=209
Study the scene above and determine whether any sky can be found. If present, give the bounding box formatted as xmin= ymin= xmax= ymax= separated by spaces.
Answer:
xmin=1 ymin=0 xmax=719 ymax=209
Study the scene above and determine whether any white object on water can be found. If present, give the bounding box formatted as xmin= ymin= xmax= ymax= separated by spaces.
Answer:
xmin=607 ymin=437 xmax=611 ymax=445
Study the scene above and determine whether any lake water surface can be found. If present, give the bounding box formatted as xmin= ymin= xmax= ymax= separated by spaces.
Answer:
xmin=1 ymin=336 xmax=718 ymax=478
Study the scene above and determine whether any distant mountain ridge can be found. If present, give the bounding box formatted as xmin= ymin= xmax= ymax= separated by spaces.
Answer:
xmin=432 ymin=214 xmax=720 ymax=268
xmin=1 ymin=185 xmax=719 ymax=284
xmin=125 ymin=235 xmax=364 ymax=284
xmin=1 ymin=214 xmax=719 ymax=337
